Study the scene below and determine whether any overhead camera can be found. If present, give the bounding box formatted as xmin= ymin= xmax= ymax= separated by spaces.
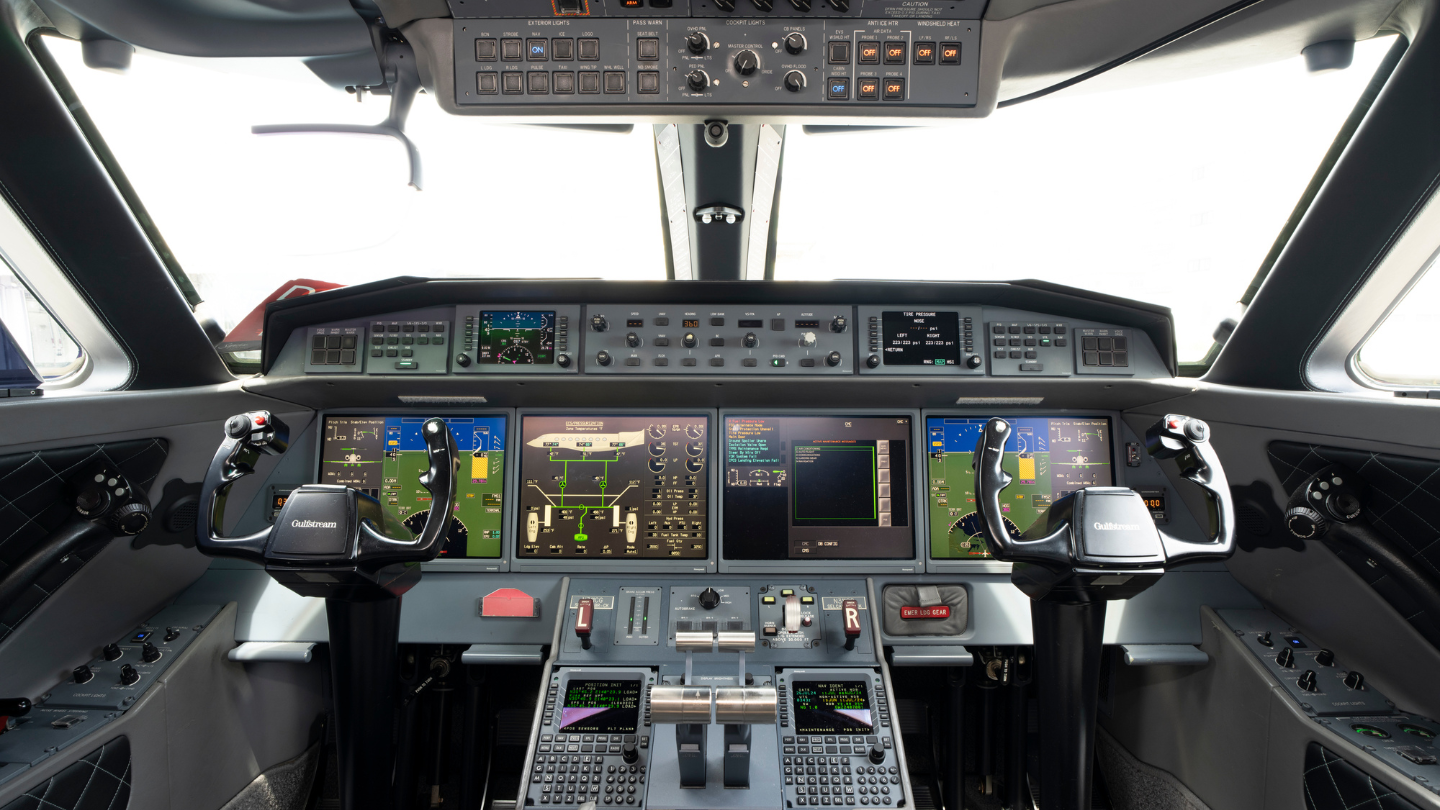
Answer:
xmin=704 ymin=120 xmax=729 ymax=148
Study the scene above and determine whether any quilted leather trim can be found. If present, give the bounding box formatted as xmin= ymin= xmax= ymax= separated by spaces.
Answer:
xmin=0 ymin=440 xmax=168 ymax=641
xmin=0 ymin=736 xmax=131 ymax=810
xmin=1303 ymin=742 xmax=1418 ymax=810
xmin=1268 ymin=441 xmax=1440 ymax=650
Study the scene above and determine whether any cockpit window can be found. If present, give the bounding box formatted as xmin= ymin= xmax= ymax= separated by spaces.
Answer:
xmin=773 ymin=36 xmax=1400 ymax=364
xmin=40 ymin=38 xmax=666 ymax=364
xmin=1357 ymin=265 xmax=1440 ymax=388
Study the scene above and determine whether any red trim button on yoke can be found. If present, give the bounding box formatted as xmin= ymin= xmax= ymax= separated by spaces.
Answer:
xmin=843 ymin=598 xmax=862 ymax=651
xmin=575 ymin=598 xmax=594 ymax=650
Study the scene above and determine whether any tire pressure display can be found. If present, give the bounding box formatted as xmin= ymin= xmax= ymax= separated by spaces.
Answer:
xmin=318 ymin=414 xmax=507 ymax=558
xmin=722 ymin=415 xmax=912 ymax=560
xmin=559 ymin=680 xmax=642 ymax=734
xmin=478 ymin=311 xmax=555 ymax=365
xmin=881 ymin=311 xmax=960 ymax=366
xmin=792 ymin=681 xmax=873 ymax=734
xmin=925 ymin=416 xmax=1113 ymax=559
xmin=518 ymin=415 xmax=709 ymax=558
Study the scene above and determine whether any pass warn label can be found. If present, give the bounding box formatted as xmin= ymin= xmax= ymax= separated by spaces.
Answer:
xmin=900 ymin=605 xmax=950 ymax=620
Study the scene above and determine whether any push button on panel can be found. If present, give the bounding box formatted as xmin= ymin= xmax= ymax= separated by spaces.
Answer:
xmin=579 ymin=71 xmax=601 ymax=93
xmin=578 ymin=38 xmax=601 ymax=61
xmin=858 ymin=41 xmax=880 ymax=64
xmin=857 ymin=78 xmax=880 ymax=100
xmin=476 ymin=38 xmax=498 ymax=61
xmin=638 ymin=71 xmax=660 ymax=93
xmin=637 ymin=37 xmax=660 ymax=61
xmin=883 ymin=41 xmax=905 ymax=64
xmin=554 ymin=71 xmax=576 ymax=93
xmin=913 ymin=41 xmax=935 ymax=64
xmin=529 ymin=71 xmax=551 ymax=93
xmin=827 ymin=77 xmax=850 ymax=100
xmin=827 ymin=41 xmax=851 ymax=64
xmin=527 ymin=38 xmax=548 ymax=61
xmin=553 ymin=38 xmax=575 ymax=60
xmin=502 ymin=38 xmax=523 ymax=60
xmin=882 ymin=78 xmax=905 ymax=100
xmin=940 ymin=42 xmax=960 ymax=63
xmin=503 ymin=72 xmax=524 ymax=94
xmin=477 ymin=72 xmax=499 ymax=94
xmin=604 ymin=71 xmax=626 ymax=93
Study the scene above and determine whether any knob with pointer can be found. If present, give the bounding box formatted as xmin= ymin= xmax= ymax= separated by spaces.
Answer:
xmin=687 ymin=69 xmax=710 ymax=93
xmin=698 ymin=587 xmax=721 ymax=610
xmin=686 ymin=31 xmax=709 ymax=54
xmin=783 ymin=71 xmax=806 ymax=93
xmin=734 ymin=50 xmax=758 ymax=76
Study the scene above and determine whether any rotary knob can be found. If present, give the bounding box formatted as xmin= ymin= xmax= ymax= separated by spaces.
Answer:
xmin=826 ymin=351 xmax=842 ymax=367
xmin=1285 ymin=506 xmax=1328 ymax=539
xmin=1343 ymin=670 xmax=1365 ymax=690
xmin=626 ymin=332 xmax=642 ymax=348
xmin=734 ymin=50 xmax=758 ymax=76
xmin=1276 ymin=647 xmax=1295 ymax=668
xmin=73 ymin=665 xmax=93 ymax=684
xmin=1297 ymin=670 xmax=1318 ymax=692
xmin=103 ymin=643 xmax=122 ymax=661
xmin=455 ymin=353 xmax=472 ymax=367
xmin=142 ymin=642 xmax=161 ymax=663
xmin=119 ymin=664 xmax=140 ymax=686
xmin=966 ymin=355 xmax=983 ymax=369
xmin=698 ymin=587 xmax=721 ymax=610
xmin=826 ymin=0 xmax=848 ymax=9
xmin=557 ymin=354 xmax=571 ymax=368
xmin=595 ymin=351 xmax=612 ymax=367
xmin=868 ymin=742 xmax=886 ymax=764
xmin=1315 ymin=649 xmax=1335 ymax=667
xmin=799 ymin=331 xmax=817 ymax=348
xmin=784 ymin=33 xmax=807 ymax=55
xmin=590 ymin=314 xmax=609 ymax=332
xmin=109 ymin=502 xmax=152 ymax=535
xmin=783 ymin=70 xmax=806 ymax=93
xmin=866 ymin=355 xmax=880 ymax=369
xmin=829 ymin=315 xmax=847 ymax=333
xmin=683 ymin=333 xmax=697 ymax=348
xmin=787 ymin=0 xmax=811 ymax=10
xmin=752 ymin=0 xmax=773 ymax=9
xmin=744 ymin=332 xmax=758 ymax=348
xmin=687 ymin=69 xmax=710 ymax=92
xmin=622 ymin=741 xmax=640 ymax=764
xmin=686 ymin=31 xmax=709 ymax=54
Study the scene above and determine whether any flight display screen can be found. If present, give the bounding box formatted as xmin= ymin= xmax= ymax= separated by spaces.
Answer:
xmin=792 ymin=681 xmax=874 ymax=734
xmin=722 ymin=415 xmax=912 ymax=560
xmin=925 ymin=416 xmax=1113 ymax=559
xmin=318 ymin=415 xmax=507 ymax=558
xmin=517 ymin=415 xmax=709 ymax=558
xmin=477 ymin=311 xmax=555 ymax=365
xmin=558 ymin=679 xmax=642 ymax=734
xmin=881 ymin=311 xmax=961 ymax=366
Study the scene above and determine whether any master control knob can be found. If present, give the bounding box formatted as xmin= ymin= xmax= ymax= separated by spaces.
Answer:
xmin=686 ymin=31 xmax=710 ymax=54
xmin=687 ymin=69 xmax=710 ymax=92
xmin=734 ymin=50 xmax=759 ymax=76
xmin=868 ymin=742 xmax=886 ymax=764
xmin=595 ymin=351 xmax=612 ymax=367
xmin=698 ymin=587 xmax=721 ymax=610
xmin=783 ymin=71 xmax=806 ymax=93
xmin=744 ymin=332 xmax=758 ymax=348
xmin=799 ymin=331 xmax=817 ymax=348
xmin=784 ymin=33 xmax=807 ymax=55
xmin=683 ymin=333 xmax=697 ymax=348
xmin=826 ymin=351 xmax=842 ymax=367
xmin=626 ymin=332 xmax=642 ymax=348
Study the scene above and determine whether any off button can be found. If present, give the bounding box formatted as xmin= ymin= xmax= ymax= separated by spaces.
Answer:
xmin=882 ymin=78 xmax=905 ymax=100
xmin=827 ymin=77 xmax=850 ymax=100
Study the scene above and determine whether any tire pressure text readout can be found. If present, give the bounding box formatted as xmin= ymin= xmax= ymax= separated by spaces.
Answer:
xmin=517 ymin=415 xmax=709 ymax=558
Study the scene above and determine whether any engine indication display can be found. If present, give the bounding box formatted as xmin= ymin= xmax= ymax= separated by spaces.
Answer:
xmin=881 ymin=311 xmax=961 ymax=366
xmin=478 ymin=311 xmax=555 ymax=365
xmin=518 ymin=415 xmax=709 ymax=558
xmin=723 ymin=415 xmax=913 ymax=560
xmin=319 ymin=415 xmax=507 ymax=558
xmin=925 ymin=416 xmax=1113 ymax=559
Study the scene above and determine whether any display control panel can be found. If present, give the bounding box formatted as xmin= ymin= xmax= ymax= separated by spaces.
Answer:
xmin=777 ymin=670 xmax=903 ymax=808
xmin=455 ymin=305 xmax=582 ymax=374
xmin=583 ymin=306 xmax=852 ymax=374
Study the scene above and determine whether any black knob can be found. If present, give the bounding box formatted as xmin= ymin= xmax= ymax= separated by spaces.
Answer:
xmin=787 ymin=0 xmax=811 ymax=10
xmin=1315 ymin=649 xmax=1334 ymax=667
xmin=73 ymin=665 xmax=93 ymax=684
xmin=734 ymin=50 xmax=758 ymax=76
xmin=698 ymin=587 xmax=721 ymax=610
xmin=826 ymin=0 xmax=848 ymax=9
xmin=595 ymin=351 xmax=612 ymax=367
xmin=784 ymin=33 xmax=806 ymax=55
xmin=826 ymin=351 xmax=842 ymax=367
xmin=866 ymin=355 xmax=880 ymax=369
xmin=752 ymin=0 xmax=773 ymax=10
xmin=1297 ymin=669 xmax=1318 ymax=692
xmin=966 ymin=354 xmax=983 ymax=369
xmin=626 ymin=332 xmax=642 ymax=348
xmin=142 ymin=642 xmax=161 ymax=663
xmin=683 ymin=333 xmax=697 ymax=348
xmin=830 ymin=315 xmax=847 ymax=333
xmin=590 ymin=315 xmax=609 ymax=332
xmin=1343 ymin=670 xmax=1365 ymax=690
xmin=164 ymin=627 xmax=181 ymax=642
xmin=1276 ymin=647 xmax=1295 ymax=668
xmin=109 ymin=502 xmax=152 ymax=535
xmin=103 ymin=643 xmax=122 ymax=661
xmin=622 ymin=741 xmax=640 ymax=764
xmin=119 ymin=664 xmax=140 ymax=686
xmin=744 ymin=332 xmax=758 ymax=348
xmin=687 ymin=69 xmax=710 ymax=92
xmin=868 ymin=742 xmax=885 ymax=764
xmin=557 ymin=354 xmax=571 ymax=368
xmin=0 ymin=698 xmax=31 ymax=717
xmin=455 ymin=353 xmax=472 ymax=367
xmin=1257 ymin=631 xmax=1273 ymax=647
xmin=686 ymin=31 xmax=709 ymax=54
xmin=1285 ymin=506 xmax=1327 ymax=539
xmin=714 ymin=0 xmax=735 ymax=11
xmin=783 ymin=71 xmax=806 ymax=92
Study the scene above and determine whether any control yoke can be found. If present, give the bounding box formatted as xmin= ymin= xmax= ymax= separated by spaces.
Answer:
xmin=197 ymin=410 xmax=458 ymax=596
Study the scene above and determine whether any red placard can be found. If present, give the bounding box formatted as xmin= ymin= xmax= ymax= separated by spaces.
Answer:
xmin=481 ymin=588 xmax=540 ymax=617
xmin=900 ymin=605 xmax=951 ymax=620
xmin=216 ymin=278 xmax=345 ymax=353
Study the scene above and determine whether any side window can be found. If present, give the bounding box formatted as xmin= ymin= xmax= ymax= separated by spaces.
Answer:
xmin=0 ymin=259 xmax=85 ymax=383
xmin=1357 ymin=266 xmax=1440 ymax=387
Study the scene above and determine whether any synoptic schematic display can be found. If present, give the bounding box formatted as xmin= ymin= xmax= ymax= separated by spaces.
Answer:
xmin=723 ymin=415 xmax=912 ymax=560
xmin=925 ymin=416 xmax=1113 ymax=559
xmin=477 ymin=310 xmax=555 ymax=365
xmin=318 ymin=414 xmax=507 ymax=558
xmin=518 ymin=415 xmax=709 ymax=558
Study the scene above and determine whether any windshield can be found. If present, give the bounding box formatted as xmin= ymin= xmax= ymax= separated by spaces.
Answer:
xmin=42 ymin=33 xmax=1396 ymax=364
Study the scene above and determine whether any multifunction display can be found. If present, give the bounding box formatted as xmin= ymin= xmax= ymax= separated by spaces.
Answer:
xmin=477 ymin=310 xmax=555 ymax=365
xmin=518 ymin=415 xmax=709 ymax=558
xmin=559 ymin=679 xmax=642 ymax=734
xmin=318 ymin=415 xmax=507 ymax=558
xmin=925 ymin=416 xmax=1113 ymax=559
xmin=792 ymin=681 xmax=874 ymax=735
xmin=723 ymin=415 xmax=912 ymax=560
xmin=881 ymin=311 xmax=960 ymax=366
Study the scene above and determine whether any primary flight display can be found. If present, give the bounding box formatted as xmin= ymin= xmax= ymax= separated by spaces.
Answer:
xmin=517 ymin=415 xmax=710 ymax=558
xmin=925 ymin=416 xmax=1113 ymax=559
xmin=318 ymin=414 xmax=508 ymax=558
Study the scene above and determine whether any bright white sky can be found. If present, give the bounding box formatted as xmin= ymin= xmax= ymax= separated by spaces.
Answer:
xmin=48 ymin=35 xmax=1396 ymax=362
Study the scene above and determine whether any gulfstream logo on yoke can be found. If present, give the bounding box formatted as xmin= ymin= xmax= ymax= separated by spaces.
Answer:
xmin=1093 ymin=522 xmax=1142 ymax=531
xmin=291 ymin=519 xmax=339 ymax=529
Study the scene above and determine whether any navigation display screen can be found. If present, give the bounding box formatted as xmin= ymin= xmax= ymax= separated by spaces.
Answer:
xmin=477 ymin=311 xmax=555 ymax=365
xmin=792 ymin=681 xmax=874 ymax=734
xmin=559 ymin=679 xmax=642 ymax=734
xmin=925 ymin=416 xmax=1113 ymax=559
xmin=319 ymin=415 xmax=507 ymax=558
xmin=881 ymin=311 xmax=961 ymax=366
xmin=517 ymin=415 xmax=709 ymax=558
xmin=722 ymin=415 xmax=912 ymax=560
